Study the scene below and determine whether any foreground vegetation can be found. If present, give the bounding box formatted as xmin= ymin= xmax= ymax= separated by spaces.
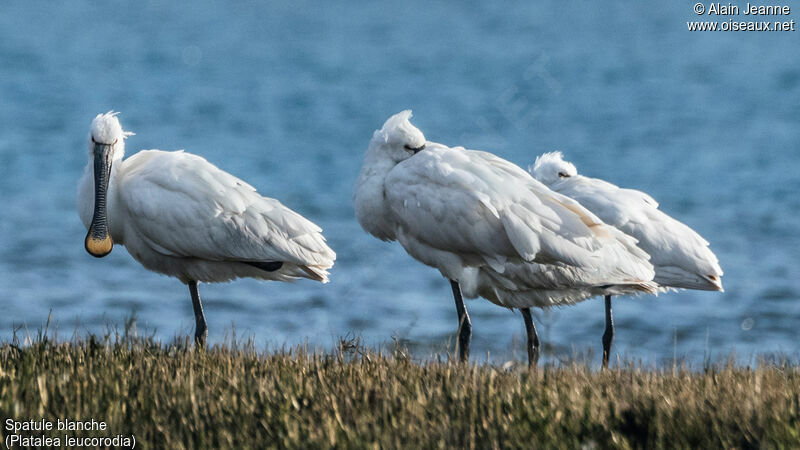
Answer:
xmin=0 ymin=333 xmax=799 ymax=449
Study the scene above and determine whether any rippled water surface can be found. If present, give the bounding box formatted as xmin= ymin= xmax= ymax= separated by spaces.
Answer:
xmin=1 ymin=1 xmax=798 ymax=365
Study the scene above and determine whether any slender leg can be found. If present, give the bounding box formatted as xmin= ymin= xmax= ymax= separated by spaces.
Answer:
xmin=521 ymin=308 xmax=540 ymax=367
xmin=450 ymin=280 xmax=471 ymax=362
xmin=188 ymin=280 xmax=208 ymax=347
xmin=602 ymin=295 xmax=614 ymax=368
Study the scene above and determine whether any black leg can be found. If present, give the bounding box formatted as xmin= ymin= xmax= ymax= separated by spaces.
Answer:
xmin=450 ymin=280 xmax=471 ymax=362
xmin=602 ymin=295 xmax=614 ymax=368
xmin=521 ymin=308 xmax=540 ymax=367
xmin=188 ymin=280 xmax=208 ymax=347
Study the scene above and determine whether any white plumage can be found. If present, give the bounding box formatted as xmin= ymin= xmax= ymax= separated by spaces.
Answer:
xmin=78 ymin=112 xmax=335 ymax=344
xmin=354 ymin=111 xmax=656 ymax=364
xmin=531 ymin=151 xmax=723 ymax=367
xmin=530 ymin=151 xmax=723 ymax=292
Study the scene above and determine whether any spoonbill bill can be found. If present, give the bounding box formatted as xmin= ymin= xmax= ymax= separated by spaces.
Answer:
xmin=531 ymin=151 xmax=723 ymax=366
xmin=354 ymin=111 xmax=657 ymax=365
xmin=78 ymin=112 xmax=336 ymax=346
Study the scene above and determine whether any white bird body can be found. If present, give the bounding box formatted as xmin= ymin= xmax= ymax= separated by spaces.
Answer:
xmin=354 ymin=112 xmax=657 ymax=311
xmin=530 ymin=151 xmax=723 ymax=292
xmin=79 ymin=149 xmax=334 ymax=284
xmin=78 ymin=112 xmax=334 ymax=347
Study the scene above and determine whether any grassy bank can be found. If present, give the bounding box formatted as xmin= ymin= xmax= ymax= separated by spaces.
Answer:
xmin=0 ymin=334 xmax=799 ymax=449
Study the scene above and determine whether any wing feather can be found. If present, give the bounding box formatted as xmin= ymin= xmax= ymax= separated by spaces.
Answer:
xmin=550 ymin=174 xmax=722 ymax=290
xmin=117 ymin=150 xmax=335 ymax=269
xmin=384 ymin=145 xmax=644 ymax=272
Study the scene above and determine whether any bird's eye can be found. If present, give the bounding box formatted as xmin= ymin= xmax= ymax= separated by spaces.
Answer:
xmin=558 ymin=171 xmax=570 ymax=178
xmin=404 ymin=144 xmax=426 ymax=153
xmin=91 ymin=136 xmax=96 ymax=143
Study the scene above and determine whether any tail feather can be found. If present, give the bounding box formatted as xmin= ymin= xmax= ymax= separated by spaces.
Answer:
xmin=600 ymin=280 xmax=660 ymax=296
xmin=300 ymin=265 xmax=331 ymax=283
xmin=654 ymin=266 xmax=724 ymax=292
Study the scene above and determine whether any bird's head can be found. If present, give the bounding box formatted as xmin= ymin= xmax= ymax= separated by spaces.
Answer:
xmin=530 ymin=151 xmax=577 ymax=186
xmin=84 ymin=111 xmax=133 ymax=258
xmin=88 ymin=111 xmax=133 ymax=161
xmin=368 ymin=110 xmax=427 ymax=163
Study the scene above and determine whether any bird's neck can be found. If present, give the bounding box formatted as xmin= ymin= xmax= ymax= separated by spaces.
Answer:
xmin=358 ymin=146 xmax=397 ymax=180
xmin=354 ymin=148 xmax=397 ymax=241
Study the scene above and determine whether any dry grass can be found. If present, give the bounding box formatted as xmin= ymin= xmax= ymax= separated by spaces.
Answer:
xmin=0 ymin=331 xmax=799 ymax=449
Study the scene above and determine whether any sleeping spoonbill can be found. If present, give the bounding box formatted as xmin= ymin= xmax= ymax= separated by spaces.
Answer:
xmin=531 ymin=151 xmax=723 ymax=367
xmin=78 ymin=112 xmax=336 ymax=346
xmin=354 ymin=111 xmax=657 ymax=365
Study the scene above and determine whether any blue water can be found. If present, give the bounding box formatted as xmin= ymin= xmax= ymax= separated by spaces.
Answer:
xmin=1 ymin=1 xmax=798 ymax=366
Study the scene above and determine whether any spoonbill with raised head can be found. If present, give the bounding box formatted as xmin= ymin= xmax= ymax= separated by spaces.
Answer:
xmin=354 ymin=111 xmax=657 ymax=365
xmin=531 ymin=151 xmax=723 ymax=366
xmin=78 ymin=112 xmax=336 ymax=346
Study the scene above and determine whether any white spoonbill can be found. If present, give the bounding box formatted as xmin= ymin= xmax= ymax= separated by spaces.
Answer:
xmin=78 ymin=112 xmax=336 ymax=345
xmin=531 ymin=151 xmax=723 ymax=366
xmin=354 ymin=111 xmax=657 ymax=365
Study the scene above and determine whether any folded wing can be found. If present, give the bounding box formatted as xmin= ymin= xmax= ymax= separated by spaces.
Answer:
xmin=551 ymin=175 xmax=722 ymax=291
xmin=117 ymin=150 xmax=335 ymax=281
xmin=383 ymin=144 xmax=655 ymax=301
